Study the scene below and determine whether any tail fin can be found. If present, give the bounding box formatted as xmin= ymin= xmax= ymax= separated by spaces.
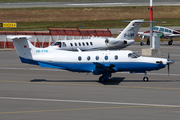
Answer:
xmin=8 ymin=36 xmax=38 ymax=65
xmin=116 ymin=19 xmax=144 ymax=40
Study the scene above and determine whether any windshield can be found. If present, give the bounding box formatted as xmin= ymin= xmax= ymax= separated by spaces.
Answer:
xmin=128 ymin=52 xmax=140 ymax=58
xmin=153 ymin=27 xmax=159 ymax=31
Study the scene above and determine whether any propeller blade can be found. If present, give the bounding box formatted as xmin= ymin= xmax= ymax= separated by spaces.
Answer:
xmin=168 ymin=63 xmax=169 ymax=76
xmin=167 ymin=52 xmax=174 ymax=76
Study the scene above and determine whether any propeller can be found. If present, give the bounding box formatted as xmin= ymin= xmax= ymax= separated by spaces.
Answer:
xmin=167 ymin=53 xmax=170 ymax=75
xmin=167 ymin=53 xmax=174 ymax=76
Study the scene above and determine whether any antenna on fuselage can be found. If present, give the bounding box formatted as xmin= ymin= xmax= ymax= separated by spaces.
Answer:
xmin=77 ymin=48 xmax=82 ymax=52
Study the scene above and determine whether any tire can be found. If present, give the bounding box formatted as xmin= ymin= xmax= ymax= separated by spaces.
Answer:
xmin=168 ymin=41 xmax=173 ymax=45
xmin=99 ymin=76 xmax=107 ymax=83
xmin=143 ymin=77 xmax=149 ymax=82
xmin=147 ymin=40 xmax=150 ymax=45
xmin=140 ymin=42 xmax=144 ymax=46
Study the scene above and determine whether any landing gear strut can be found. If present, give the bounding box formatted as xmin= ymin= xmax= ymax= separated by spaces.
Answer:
xmin=143 ymin=72 xmax=148 ymax=82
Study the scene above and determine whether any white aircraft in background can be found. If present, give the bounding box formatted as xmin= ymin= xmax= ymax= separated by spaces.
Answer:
xmin=138 ymin=26 xmax=180 ymax=45
xmin=9 ymin=36 xmax=174 ymax=83
xmin=49 ymin=19 xmax=144 ymax=51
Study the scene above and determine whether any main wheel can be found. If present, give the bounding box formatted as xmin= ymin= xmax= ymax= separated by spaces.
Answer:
xmin=99 ymin=76 xmax=107 ymax=83
xmin=168 ymin=40 xmax=173 ymax=45
xmin=143 ymin=77 xmax=149 ymax=82
xmin=147 ymin=39 xmax=150 ymax=45
xmin=140 ymin=42 xmax=144 ymax=46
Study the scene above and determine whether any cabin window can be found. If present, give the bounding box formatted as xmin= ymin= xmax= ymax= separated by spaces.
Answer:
xmin=165 ymin=29 xmax=169 ymax=32
xmin=78 ymin=42 xmax=81 ymax=46
xmin=96 ymin=56 xmax=99 ymax=60
xmin=70 ymin=43 xmax=73 ymax=46
xmin=87 ymin=56 xmax=91 ymax=61
xmin=62 ymin=42 xmax=66 ymax=47
xmin=86 ymin=42 xmax=89 ymax=46
xmin=160 ymin=28 xmax=164 ymax=32
xmin=75 ymin=43 xmax=77 ymax=46
xmin=78 ymin=56 xmax=82 ymax=61
xmin=82 ymin=42 xmax=85 ymax=46
xmin=169 ymin=30 xmax=172 ymax=33
xmin=90 ymin=42 xmax=93 ymax=45
xmin=114 ymin=55 xmax=118 ymax=60
xmin=104 ymin=55 xmax=108 ymax=60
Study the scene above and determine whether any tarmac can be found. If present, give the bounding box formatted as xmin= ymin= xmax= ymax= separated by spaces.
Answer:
xmin=0 ymin=41 xmax=180 ymax=120
xmin=0 ymin=1 xmax=180 ymax=119
xmin=0 ymin=0 xmax=180 ymax=8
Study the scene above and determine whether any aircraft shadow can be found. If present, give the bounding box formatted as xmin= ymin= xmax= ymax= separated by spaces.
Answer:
xmin=30 ymin=77 xmax=126 ymax=85
xmin=122 ymin=79 xmax=180 ymax=82
xmin=30 ymin=78 xmax=179 ymax=85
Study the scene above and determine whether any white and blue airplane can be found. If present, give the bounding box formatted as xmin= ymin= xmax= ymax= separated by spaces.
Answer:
xmin=49 ymin=19 xmax=144 ymax=51
xmin=9 ymin=36 xmax=174 ymax=83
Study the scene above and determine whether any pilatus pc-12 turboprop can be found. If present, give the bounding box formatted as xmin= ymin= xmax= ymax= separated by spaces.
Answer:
xmin=49 ymin=19 xmax=144 ymax=51
xmin=9 ymin=35 xmax=174 ymax=83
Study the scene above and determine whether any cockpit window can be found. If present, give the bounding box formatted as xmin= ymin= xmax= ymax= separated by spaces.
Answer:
xmin=128 ymin=52 xmax=140 ymax=58
xmin=153 ymin=27 xmax=158 ymax=31
xmin=52 ymin=42 xmax=61 ymax=47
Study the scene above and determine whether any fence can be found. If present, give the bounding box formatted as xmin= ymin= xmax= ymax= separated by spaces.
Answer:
xmin=0 ymin=28 xmax=112 ymax=48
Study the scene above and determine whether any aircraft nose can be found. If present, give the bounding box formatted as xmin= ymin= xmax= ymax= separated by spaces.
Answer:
xmin=167 ymin=59 xmax=174 ymax=64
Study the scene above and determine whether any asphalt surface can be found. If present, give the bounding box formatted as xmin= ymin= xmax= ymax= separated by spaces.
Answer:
xmin=0 ymin=0 xmax=180 ymax=8
xmin=0 ymin=41 xmax=180 ymax=120
xmin=1 ymin=1 xmax=180 ymax=119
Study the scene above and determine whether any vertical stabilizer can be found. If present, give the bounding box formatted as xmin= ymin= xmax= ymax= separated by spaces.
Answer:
xmin=117 ymin=19 xmax=144 ymax=40
xmin=8 ymin=36 xmax=38 ymax=65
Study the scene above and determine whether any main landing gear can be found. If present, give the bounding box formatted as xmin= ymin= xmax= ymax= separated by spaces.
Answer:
xmin=99 ymin=73 xmax=111 ymax=83
xmin=140 ymin=39 xmax=150 ymax=46
xmin=143 ymin=72 xmax=148 ymax=82
xmin=168 ymin=39 xmax=173 ymax=45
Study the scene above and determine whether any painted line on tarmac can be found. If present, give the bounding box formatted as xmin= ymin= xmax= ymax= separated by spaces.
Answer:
xmin=0 ymin=97 xmax=180 ymax=108
xmin=68 ymin=3 xmax=129 ymax=6
xmin=1 ymin=80 xmax=180 ymax=91
xmin=0 ymin=105 xmax=145 ymax=114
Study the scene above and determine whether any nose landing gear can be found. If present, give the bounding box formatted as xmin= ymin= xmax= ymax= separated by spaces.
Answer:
xmin=143 ymin=72 xmax=149 ymax=82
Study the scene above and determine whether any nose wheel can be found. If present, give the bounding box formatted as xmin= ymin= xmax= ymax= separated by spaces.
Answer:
xmin=143 ymin=72 xmax=148 ymax=82
xmin=143 ymin=77 xmax=149 ymax=82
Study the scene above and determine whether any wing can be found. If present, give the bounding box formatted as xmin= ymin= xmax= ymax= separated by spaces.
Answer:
xmin=92 ymin=62 xmax=118 ymax=75
xmin=168 ymin=34 xmax=180 ymax=37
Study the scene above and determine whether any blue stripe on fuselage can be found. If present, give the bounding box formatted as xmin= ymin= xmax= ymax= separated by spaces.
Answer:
xmin=19 ymin=57 xmax=166 ymax=73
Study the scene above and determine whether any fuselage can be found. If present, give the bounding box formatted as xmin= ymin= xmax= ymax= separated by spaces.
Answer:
xmin=142 ymin=26 xmax=180 ymax=39
xmin=28 ymin=50 xmax=167 ymax=73
xmin=49 ymin=37 xmax=135 ymax=51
